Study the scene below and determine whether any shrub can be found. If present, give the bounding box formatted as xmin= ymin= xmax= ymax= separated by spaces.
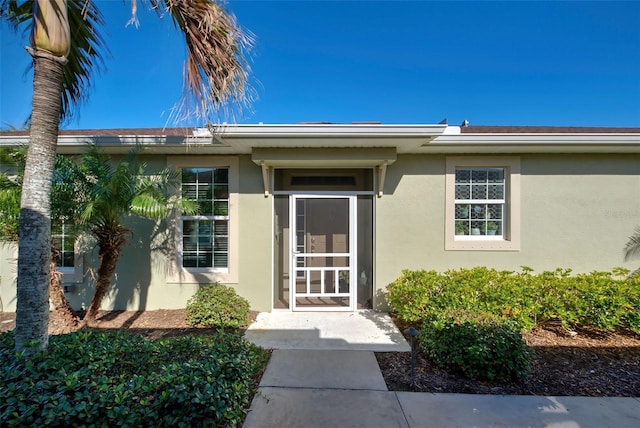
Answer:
xmin=420 ymin=312 xmax=533 ymax=382
xmin=0 ymin=330 xmax=268 ymax=427
xmin=387 ymin=267 xmax=640 ymax=333
xmin=186 ymin=283 xmax=251 ymax=329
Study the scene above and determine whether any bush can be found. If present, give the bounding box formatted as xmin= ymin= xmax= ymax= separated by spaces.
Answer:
xmin=420 ymin=312 xmax=533 ymax=382
xmin=186 ymin=283 xmax=251 ymax=329
xmin=0 ymin=330 xmax=268 ymax=427
xmin=387 ymin=267 xmax=640 ymax=333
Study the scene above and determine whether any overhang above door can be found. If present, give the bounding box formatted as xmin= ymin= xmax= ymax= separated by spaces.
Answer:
xmin=252 ymin=147 xmax=396 ymax=197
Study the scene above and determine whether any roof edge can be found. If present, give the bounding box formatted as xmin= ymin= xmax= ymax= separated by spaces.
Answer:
xmin=461 ymin=125 xmax=640 ymax=134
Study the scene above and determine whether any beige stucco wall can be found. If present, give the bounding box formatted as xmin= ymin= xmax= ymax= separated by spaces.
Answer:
xmin=0 ymin=244 xmax=17 ymax=312
xmin=0 ymin=155 xmax=274 ymax=314
xmin=83 ymin=154 xmax=274 ymax=312
xmin=374 ymin=154 xmax=640 ymax=308
xmin=2 ymin=152 xmax=639 ymax=314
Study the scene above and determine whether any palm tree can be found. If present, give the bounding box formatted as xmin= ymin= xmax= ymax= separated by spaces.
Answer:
xmin=624 ymin=226 xmax=640 ymax=278
xmin=0 ymin=148 xmax=84 ymax=329
xmin=76 ymin=145 xmax=197 ymax=324
xmin=11 ymin=0 xmax=70 ymax=353
xmin=1 ymin=0 xmax=253 ymax=353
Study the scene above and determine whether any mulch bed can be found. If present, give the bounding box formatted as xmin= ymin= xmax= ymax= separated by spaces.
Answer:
xmin=2 ymin=310 xmax=639 ymax=396
xmin=376 ymin=318 xmax=640 ymax=397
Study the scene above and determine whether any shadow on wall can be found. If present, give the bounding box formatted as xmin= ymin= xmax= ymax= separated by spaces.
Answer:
xmin=374 ymin=288 xmax=390 ymax=312
xmin=71 ymin=217 xmax=171 ymax=316
xmin=108 ymin=218 xmax=170 ymax=315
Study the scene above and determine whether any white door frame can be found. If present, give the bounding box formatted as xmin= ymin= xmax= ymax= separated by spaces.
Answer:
xmin=289 ymin=194 xmax=357 ymax=311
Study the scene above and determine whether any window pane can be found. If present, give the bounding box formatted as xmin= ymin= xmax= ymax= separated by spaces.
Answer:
xmin=488 ymin=168 xmax=504 ymax=183
xmin=214 ymin=237 xmax=228 ymax=251
xmin=470 ymin=221 xmax=484 ymax=235
xmin=214 ymin=168 xmax=228 ymax=183
xmin=471 ymin=169 xmax=487 ymax=183
xmin=214 ymin=253 xmax=228 ymax=268
xmin=196 ymin=168 xmax=213 ymax=183
xmin=455 ymin=204 xmax=470 ymax=219
xmin=214 ymin=220 xmax=229 ymax=235
xmin=183 ymin=255 xmax=198 ymax=268
xmin=470 ymin=204 xmax=485 ymax=219
xmin=471 ymin=184 xmax=487 ymax=199
xmin=198 ymin=237 xmax=213 ymax=252
xmin=198 ymin=220 xmax=212 ymax=235
xmin=487 ymin=220 xmax=502 ymax=235
xmin=182 ymin=169 xmax=197 ymax=183
xmin=199 ymin=201 xmax=213 ymax=216
xmin=61 ymin=239 xmax=73 ymax=252
xmin=487 ymin=204 xmax=503 ymax=220
xmin=455 ymin=220 xmax=469 ymax=235
xmin=214 ymin=201 xmax=228 ymax=216
xmin=183 ymin=220 xmax=196 ymax=235
xmin=455 ymin=169 xmax=471 ymax=183
xmin=182 ymin=184 xmax=197 ymax=200
xmin=197 ymin=183 xmax=213 ymax=199
xmin=455 ymin=184 xmax=470 ymax=199
xmin=62 ymin=252 xmax=74 ymax=267
xmin=198 ymin=253 xmax=213 ymax=267
xmin=488 ymin=184 xmax=504 ymax=200
xmin=214 ymin=184 xmax=228 ymax=199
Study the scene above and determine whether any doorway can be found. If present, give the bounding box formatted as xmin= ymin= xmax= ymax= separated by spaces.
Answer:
xmin=272 ymin=170 xmax=374 ymax=311
xmin=290 ymin=195 xmax=355 ymax=310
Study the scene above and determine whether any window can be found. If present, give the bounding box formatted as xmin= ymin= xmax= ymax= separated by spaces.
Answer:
xmin=181 ymin=168 xmax=229 ymax=269
xmin=52 ymin=223 xmax=75 ymax=268
xmin=445 ymin=157 xmax=520 ymax=251
xmin=454 ymin=168 xmax=505 ymax=238
xmin=166 ymin=156 xmax=238 ymax=284
xmin=51 ymin=222 xmax=83 ymax=283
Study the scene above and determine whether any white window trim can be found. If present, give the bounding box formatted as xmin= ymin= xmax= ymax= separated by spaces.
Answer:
xmin=445 ymin=156 xmax=520 ymax=251
xmin=166 ymin=156 xmax=239 ymax=284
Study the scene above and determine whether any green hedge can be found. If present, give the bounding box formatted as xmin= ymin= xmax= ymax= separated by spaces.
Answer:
xmin=420 ymin=311 xmax=533 ymax=382
xmin=186 ymin=283 xmax=251 ymax=330
xmin=387 ymin=267 xmax=640 ymax=333
xmin=0 ymin=330 xmax=268 ymax=427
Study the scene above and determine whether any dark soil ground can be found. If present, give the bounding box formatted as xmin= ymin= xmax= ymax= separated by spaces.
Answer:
xmin=377 ymin=317 xmax=640 ymax=397
xmin=2 ymin=309 xmax=638 ymax=396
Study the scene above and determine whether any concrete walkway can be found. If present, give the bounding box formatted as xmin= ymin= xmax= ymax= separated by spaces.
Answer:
xmin=243 ymin=314 xmax=640 ymax=428
xmin=245 ymin=311 xmax=410 ymax=352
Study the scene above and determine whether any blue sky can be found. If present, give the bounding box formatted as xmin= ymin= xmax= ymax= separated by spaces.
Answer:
xmin=1 ymin=1 xmax=639 ymax=129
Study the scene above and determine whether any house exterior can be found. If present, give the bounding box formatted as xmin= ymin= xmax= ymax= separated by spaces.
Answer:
xmin=1 ymin=123 xmax=639 ymax=313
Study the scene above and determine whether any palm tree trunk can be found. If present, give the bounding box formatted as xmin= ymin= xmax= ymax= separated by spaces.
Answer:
xmin=15 ymin=50 xmax=65 ymax=354
xmin=84 ymin=227 xmax=129 ymax=324
xmin=49 ymin=250 xmax=79 ymax=329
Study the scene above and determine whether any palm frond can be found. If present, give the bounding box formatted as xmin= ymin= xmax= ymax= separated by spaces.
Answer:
xmin=130 ymin=192 xmax=169 ymax=219
xmin=171 ymin=193 xmax=198 ymax=216
xmin=0 ymin=146 xmax=27 ymax=170
xmin=61 ymin=0 xmax=109 ymax=123
xmin=1 ymin=0 xmax=108 ymax=123
xmin=0 ymin=174 xmax=20 ymax=190
xmin=624 ymin=226 xmax=640 ymax=261
xmin=158 ymin=0 xmax=255 ymax=124
xmin=0 ymin=0 xmax=30 ymax=29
